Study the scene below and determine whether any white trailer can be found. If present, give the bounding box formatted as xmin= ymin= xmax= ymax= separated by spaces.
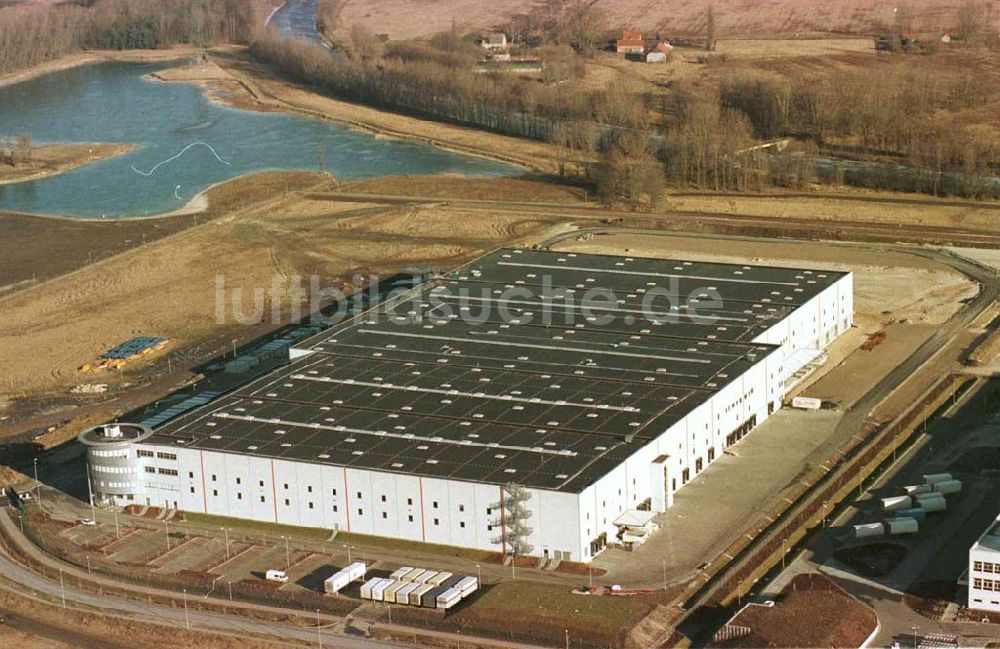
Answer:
xmin=402 ymin=568 xmax=426 ymax=583
xmin=886 ymin=517 xmax=919 ymax=535
xmin=903 ymin=484 xmax=932 ymax=495
xmin=370 ymin=579 xmax=394 ymax=602
xmin=436 ymin=587 xmax=462 ymax=609
xmin=882 ymin=495 xmax=912 ymax=511
xmin=395 ymin=582 xmax=420 ymax=605
xmin=409 ymin=583 xmax=434 ymax=606
xmin=455 ymin=576 xmax=479 ymax=597
xmin=920 ymin=497 xmax=947 ymax=513
xmin=360 ymin=577 xmax=382 ymax=600
xmin=427 ymin=571 xmax=453 ymax=586
xmin=382 ymin=580 xmax=406 ymax=603
xmin=416 ymin=570 xmax=438 ymax=584
xmin=792 ymin=396 xmax=822 ymax=410
xmin=923 ymin=473 xmax=953 ymax=485
xmin=853 ymin=523 xmax=885 ymax=539
xmin=324 ymin=572 xmax=351 ymax=595
xmin=933 ymin=479 xmax=962 ymax=495
xmin=390 ymin=566 xmax=413 ymax=581
xmin=345 ymin=561 xmax=367 ymax=582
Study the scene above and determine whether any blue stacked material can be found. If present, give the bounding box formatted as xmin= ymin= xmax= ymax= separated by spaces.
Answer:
xmin=101 ymin=336 xmax=166 ymax=360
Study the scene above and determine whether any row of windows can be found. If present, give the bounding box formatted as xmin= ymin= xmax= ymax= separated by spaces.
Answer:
xmin=974 ymin=561 xmax=1000 ymax=574
xmin=91 ymin=449 xmax=127 ymax=458
xmin=137 ymin=450 xmax=176 ymax=460
xmin=973 ymin=578 xmax=1000 ymax=591
xmin=93 ymin=465 xmax=134 ymax=474
xmin=144 ymin=466 xmax=177 ymax=476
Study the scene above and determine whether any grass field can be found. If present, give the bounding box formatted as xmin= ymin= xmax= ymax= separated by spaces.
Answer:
xmin=334 ymin=0 xmax=973 ymax=39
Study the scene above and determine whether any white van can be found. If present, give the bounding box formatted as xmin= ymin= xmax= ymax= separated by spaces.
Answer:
xmin=265 ymin=569 xmax=289 ymax=583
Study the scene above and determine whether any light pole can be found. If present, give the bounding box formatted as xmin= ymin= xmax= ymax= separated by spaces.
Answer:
xmin=222 ymin=527 xmax=230 ymax=560
xmin=316 ymin=609 xmax=322 ymax=648
xmin=910 ymin=624 xmax=919 ymax=648
xmin=476 ymin=564 xmax=482 ymax=585
xmin=33 ymin=458 xmax=41 ymax=504
xmin=662 ymin=559 xmax=667 ymax=591
xmin=86 ymin=555 xmax=92 ymax=575
xmin=165 ymin=520 xmax=171 ymax=551
xmin=59 ymin=568 xmax=66 ymax=608
xmin=565 ymin=628 xmax=570 ymax=649
xmin=284 ymin=535 xmax=291 ymax=569
xmin=113 ymin=509 xmax=120 ymax=538
xmin=183 ymin=588 xmax=190 ymax=631
xmin=228 ymin=580 xmax=233 ymax=601
xmin=86 ymin=464 xmax=96 ymax=521
xmin=231 ymin=338 xmax=238 ymax=359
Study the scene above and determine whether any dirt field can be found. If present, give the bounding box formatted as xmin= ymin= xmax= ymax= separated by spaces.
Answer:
xmin=668 ymin=193 xmax=1000 ymax=232
xmin=0 ymin=173 xmax=571 ymax=437
xmin=553 ymin=232 xmax=977 ymax=328
xmin=0 ymin=143 xmax=133 ymax=185
xmin=0 ymin=211 xmax=205 ymax=297
xmin=334 ymin=0 xmax=970 ymax=39
xmin=716 ymin=573 xmax=876 ymax=648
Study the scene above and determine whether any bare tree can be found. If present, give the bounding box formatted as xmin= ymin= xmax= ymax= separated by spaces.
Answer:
xmin=14 ymin=133 xmax=32 ymax=166
xmin=706 ymin=5 xmax=717 ymax=51
xmin=346 ymin=24 xmax=383 ymax=63
xmin=595 ymin=131 xmax=664 ymax=207
xmin=956 ymin=1 xmax=985 ymax=42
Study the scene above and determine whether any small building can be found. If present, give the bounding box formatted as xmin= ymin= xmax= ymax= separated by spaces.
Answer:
xmin=969 ymin=512 xmax=1000 ymax=613
xmin=655 ymin=40 xmax=673 ymax=54
xmin=480 ymin=32 xmax=508 ymax=50
xmin=645 ymin=51 xmax=667 ymax=63
xmin=616 ymin=30 xmax=644 ymax=54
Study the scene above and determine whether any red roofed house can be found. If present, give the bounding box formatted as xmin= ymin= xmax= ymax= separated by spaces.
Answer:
xmin=616 ymin=30 xmax=644 ymax=54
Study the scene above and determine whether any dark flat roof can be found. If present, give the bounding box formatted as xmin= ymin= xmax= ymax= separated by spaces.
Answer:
xmin=146 ymin=248 xmax=846 ymax=492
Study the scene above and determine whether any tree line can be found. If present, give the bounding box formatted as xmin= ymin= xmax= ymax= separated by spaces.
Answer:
xmin=0 ymin=0 xmax=268 ymax=76
xmin=718 ymin=63 xmax=1000 ymax=196
xmin=250 ymin=27 xmax=649 ymax=148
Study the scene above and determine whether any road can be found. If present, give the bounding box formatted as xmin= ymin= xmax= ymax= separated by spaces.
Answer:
xmin=309 ymin=191 xmax=1000 ymax=248
xmin=0 ymin=509 xmax=399 ymax=648
xmin=534 ymin=228 xmax=1000 ymax=644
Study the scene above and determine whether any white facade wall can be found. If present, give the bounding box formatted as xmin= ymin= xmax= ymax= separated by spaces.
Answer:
xmin=753 ymin=272 xmax=854 ymax=379
xmin=110 ymin=448 xmax=584 ymax=561
xmin=95 ymin=274 xmax=853 ymax=563
xmin=969 ymin=520 xmax=1000 ymax=613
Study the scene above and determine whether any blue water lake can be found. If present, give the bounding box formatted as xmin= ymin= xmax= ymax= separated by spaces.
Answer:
xmin=0 ymin=61 xmax=517 ymax=217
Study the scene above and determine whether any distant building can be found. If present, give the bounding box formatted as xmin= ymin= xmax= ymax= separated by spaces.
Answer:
xmin=656 ymin=40 xmax=673 ymax=54
xmin=645 ymin=51 xmax=667 ymax=63
xmin=969 ymin=512 xmax=1000 ymax=613
xmin=480 ymin=32 xmax=508 ymax=50
xmin=616 ymin=30 xmax=644 ymax=54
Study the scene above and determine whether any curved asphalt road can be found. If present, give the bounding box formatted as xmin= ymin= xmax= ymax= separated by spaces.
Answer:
xmin=0 ymin=549 xmax=394 ymax=648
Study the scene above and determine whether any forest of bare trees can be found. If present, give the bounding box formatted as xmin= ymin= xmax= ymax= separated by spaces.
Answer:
xmin=0 ymin=0 xmax=268 ymax=76
xmin=250 ymin=28 xmax=648 ymax=148
xmin=719 ymin=63 xmax=1000 ymax=196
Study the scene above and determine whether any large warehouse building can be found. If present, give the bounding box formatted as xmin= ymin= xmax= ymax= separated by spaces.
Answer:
xmin=82 ymin=248 xmax=853 ymax=563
